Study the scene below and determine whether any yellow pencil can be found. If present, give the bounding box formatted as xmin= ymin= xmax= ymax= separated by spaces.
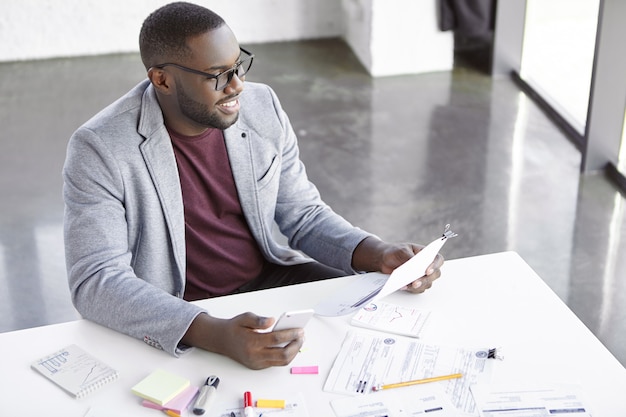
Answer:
xmin=372 ymin=372 xmax=463 ymax=391
xmin=162 ymin=410 xmax=180 ymax=417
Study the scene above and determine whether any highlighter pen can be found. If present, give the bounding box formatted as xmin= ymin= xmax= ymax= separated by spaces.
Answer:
xmin=244 ymin=391 xmax=255 ymax=417
xmin=193 ymin=375 xmax=220 ymax=415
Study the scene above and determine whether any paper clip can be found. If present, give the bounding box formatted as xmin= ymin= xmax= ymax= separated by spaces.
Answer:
xmin=441 ymin=224 xmax=458 ymax=240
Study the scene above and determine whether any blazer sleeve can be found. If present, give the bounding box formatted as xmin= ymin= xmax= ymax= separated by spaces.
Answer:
xmin=63 ymin=125 xmax=204 ymax=357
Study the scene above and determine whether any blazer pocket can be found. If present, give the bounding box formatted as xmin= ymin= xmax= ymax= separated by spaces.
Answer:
xmin=257 ymin=154 xmax=280 ymax=190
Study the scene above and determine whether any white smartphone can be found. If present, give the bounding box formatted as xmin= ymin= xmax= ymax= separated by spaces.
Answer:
xmin=268 ymin=309 xmax=315 ymax=347
xmin=271 ymin=309 xmax=315 ymax=331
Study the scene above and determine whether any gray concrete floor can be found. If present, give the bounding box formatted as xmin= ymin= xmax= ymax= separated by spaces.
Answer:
xmin=1 ymin=39 xmax=624 ymax=367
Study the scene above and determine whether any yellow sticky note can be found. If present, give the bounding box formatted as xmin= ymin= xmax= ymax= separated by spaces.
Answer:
xmin=131 ymin=369 xmax=190 ymax=406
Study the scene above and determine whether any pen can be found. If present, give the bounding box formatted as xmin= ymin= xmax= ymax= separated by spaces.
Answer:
xmin=372 ymin=372 xmax=462 ymax=391
xmin=163 ymin=410 xmax=180 ymax=417
xmin=192 ymin=375 xmax=220 ymax=415
xmin=244 ymin=391 xmax=255 ymax=417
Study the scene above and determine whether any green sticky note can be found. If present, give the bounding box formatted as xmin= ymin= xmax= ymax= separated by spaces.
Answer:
xmin=131 ymin=369 xmax=190 ymax=406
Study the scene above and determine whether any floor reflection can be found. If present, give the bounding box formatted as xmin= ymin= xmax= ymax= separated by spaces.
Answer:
xmin=0 ymin=38 xmax=624 ymax=367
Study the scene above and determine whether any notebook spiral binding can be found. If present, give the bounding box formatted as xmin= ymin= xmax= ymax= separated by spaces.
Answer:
xmin=76 ymin=372 xmax=119 ymax=399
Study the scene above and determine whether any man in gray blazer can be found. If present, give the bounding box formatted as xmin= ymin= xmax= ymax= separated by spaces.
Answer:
xmin=63 ymin=2 xmax=443 ymax=370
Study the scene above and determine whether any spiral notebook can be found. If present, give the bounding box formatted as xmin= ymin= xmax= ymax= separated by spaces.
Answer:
xmin=31 ymin=344 xmax=118 ymax=399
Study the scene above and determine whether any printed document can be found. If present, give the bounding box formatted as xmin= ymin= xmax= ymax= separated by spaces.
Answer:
xmin=330 ymin=385 xmax=458 ymax=417
xmin=315 ymin=229 xmax=453 ymax=317
xmin=350 ymin=301 xmax=431 ymax=338
xmin=470 ymin=383 xmax=592 ymax=417
xmin=323 ymin=331 xmax=492 ymax=415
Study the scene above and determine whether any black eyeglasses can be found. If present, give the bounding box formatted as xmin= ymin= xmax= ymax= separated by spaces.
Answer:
xmin=152 ymin=47 xmax=254 ymax=91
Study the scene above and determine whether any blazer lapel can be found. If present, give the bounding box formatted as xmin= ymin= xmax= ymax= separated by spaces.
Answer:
xmin=137 ymin=85 xmax=186 ymax=287
xmin=224 ymin=126 xmax=265 ymax=240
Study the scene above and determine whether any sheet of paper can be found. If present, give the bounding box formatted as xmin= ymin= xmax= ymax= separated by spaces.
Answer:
xmin=314 ymin=231 xmax=452 ymax=317
xmin=350 ymin=301 xmax=430 ymax=338
xmin=470 ymin=383 xmax=592 ymax=417
xmin=331 ymin=385 xmax=458 ymax=417
xmin=375 ymin=235 xmax=447 ymax=300
xmin=314 ymin=273 xmax=388 ymax=317
xmin=324 ymin=331 xmax=492 ymax=415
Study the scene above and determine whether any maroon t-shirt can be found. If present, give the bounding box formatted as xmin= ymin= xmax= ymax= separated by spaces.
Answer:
xmin=169 ymin=127 xmax=265 ymax=300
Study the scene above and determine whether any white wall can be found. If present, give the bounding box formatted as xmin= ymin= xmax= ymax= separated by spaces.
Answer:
xmin=342 ymin=0 xmax=374 ymax=71
xmin=0 ymin=0 xmax=344 ymax=62
xmin=0 ymin=0 xmax=452 ymax=76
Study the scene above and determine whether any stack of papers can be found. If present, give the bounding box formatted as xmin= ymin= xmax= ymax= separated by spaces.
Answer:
xmin=331 ymin=385 xmax=458 ymax=417
xmin=131 ymin=369 xmax=196 ymax=413
xmin=141 ymin=385 xmax=199 ymax=414
xmin=470 ymin=383 xmax=592 ymax=416
xmin=324 ymin=331 xmax=493 ymax=414
xmin=315 ymin=226 xmax=455 ymax=317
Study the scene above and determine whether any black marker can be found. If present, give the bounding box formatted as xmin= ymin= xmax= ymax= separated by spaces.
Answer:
xmin=193 ymin=375 xmax=219 ymax=415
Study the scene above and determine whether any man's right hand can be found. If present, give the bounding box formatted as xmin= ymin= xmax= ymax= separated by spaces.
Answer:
xmin=181 ymin=312 xmax=305 ymax=369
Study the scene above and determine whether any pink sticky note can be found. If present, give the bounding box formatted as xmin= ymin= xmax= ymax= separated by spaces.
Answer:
xmin=142 ymin=385 xmax=199 ymax=414
xmin=291 ymin=365 xmax=319 ymax=374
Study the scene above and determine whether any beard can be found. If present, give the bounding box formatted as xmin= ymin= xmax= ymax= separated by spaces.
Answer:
xmin=176 ymin=82 xmax=238 ymax=130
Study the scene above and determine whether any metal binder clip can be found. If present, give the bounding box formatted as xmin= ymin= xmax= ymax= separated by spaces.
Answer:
xmin=442 ymin=224 xmax=458 ymax=240
xmin=488 ymin=347 xmax=504 ymax=360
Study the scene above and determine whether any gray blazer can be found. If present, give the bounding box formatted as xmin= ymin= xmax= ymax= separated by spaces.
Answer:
xmin=63 ymin=80 xmax=371 ymax=356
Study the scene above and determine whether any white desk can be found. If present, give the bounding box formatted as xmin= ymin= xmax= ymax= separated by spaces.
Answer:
xmin=3 ymin=252 xmax=625 ymax=415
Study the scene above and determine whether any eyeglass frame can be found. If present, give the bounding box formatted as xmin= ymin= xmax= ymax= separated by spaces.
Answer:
xmin=151 ymin=47 xmax=254 ymax=91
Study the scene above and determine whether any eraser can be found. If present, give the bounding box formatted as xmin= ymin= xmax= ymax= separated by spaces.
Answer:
xmin=290 ymin=365 xmax=319 ymax=374
xmin=256 ymin=399 xmax=286 ymax=408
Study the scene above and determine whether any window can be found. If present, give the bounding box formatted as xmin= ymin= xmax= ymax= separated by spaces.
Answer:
xmin=520 ymin=0 xmax=599 ymax=133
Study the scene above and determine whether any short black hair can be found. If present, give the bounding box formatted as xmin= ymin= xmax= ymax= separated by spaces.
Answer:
xmin=139 ymin=2 xmax=226 ymax=70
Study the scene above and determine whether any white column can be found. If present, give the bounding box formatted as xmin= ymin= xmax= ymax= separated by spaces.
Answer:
xmin=583 ymin=0 xmax=626 ymax=172
xmin=491 ymin=0 xmax=527 ymax=77
xmin=342 ymin=0 xmax=453 ymax=77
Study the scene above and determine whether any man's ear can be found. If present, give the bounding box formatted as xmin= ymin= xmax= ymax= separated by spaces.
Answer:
xmin=147 ymin=67 xmax=173 ymax=95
